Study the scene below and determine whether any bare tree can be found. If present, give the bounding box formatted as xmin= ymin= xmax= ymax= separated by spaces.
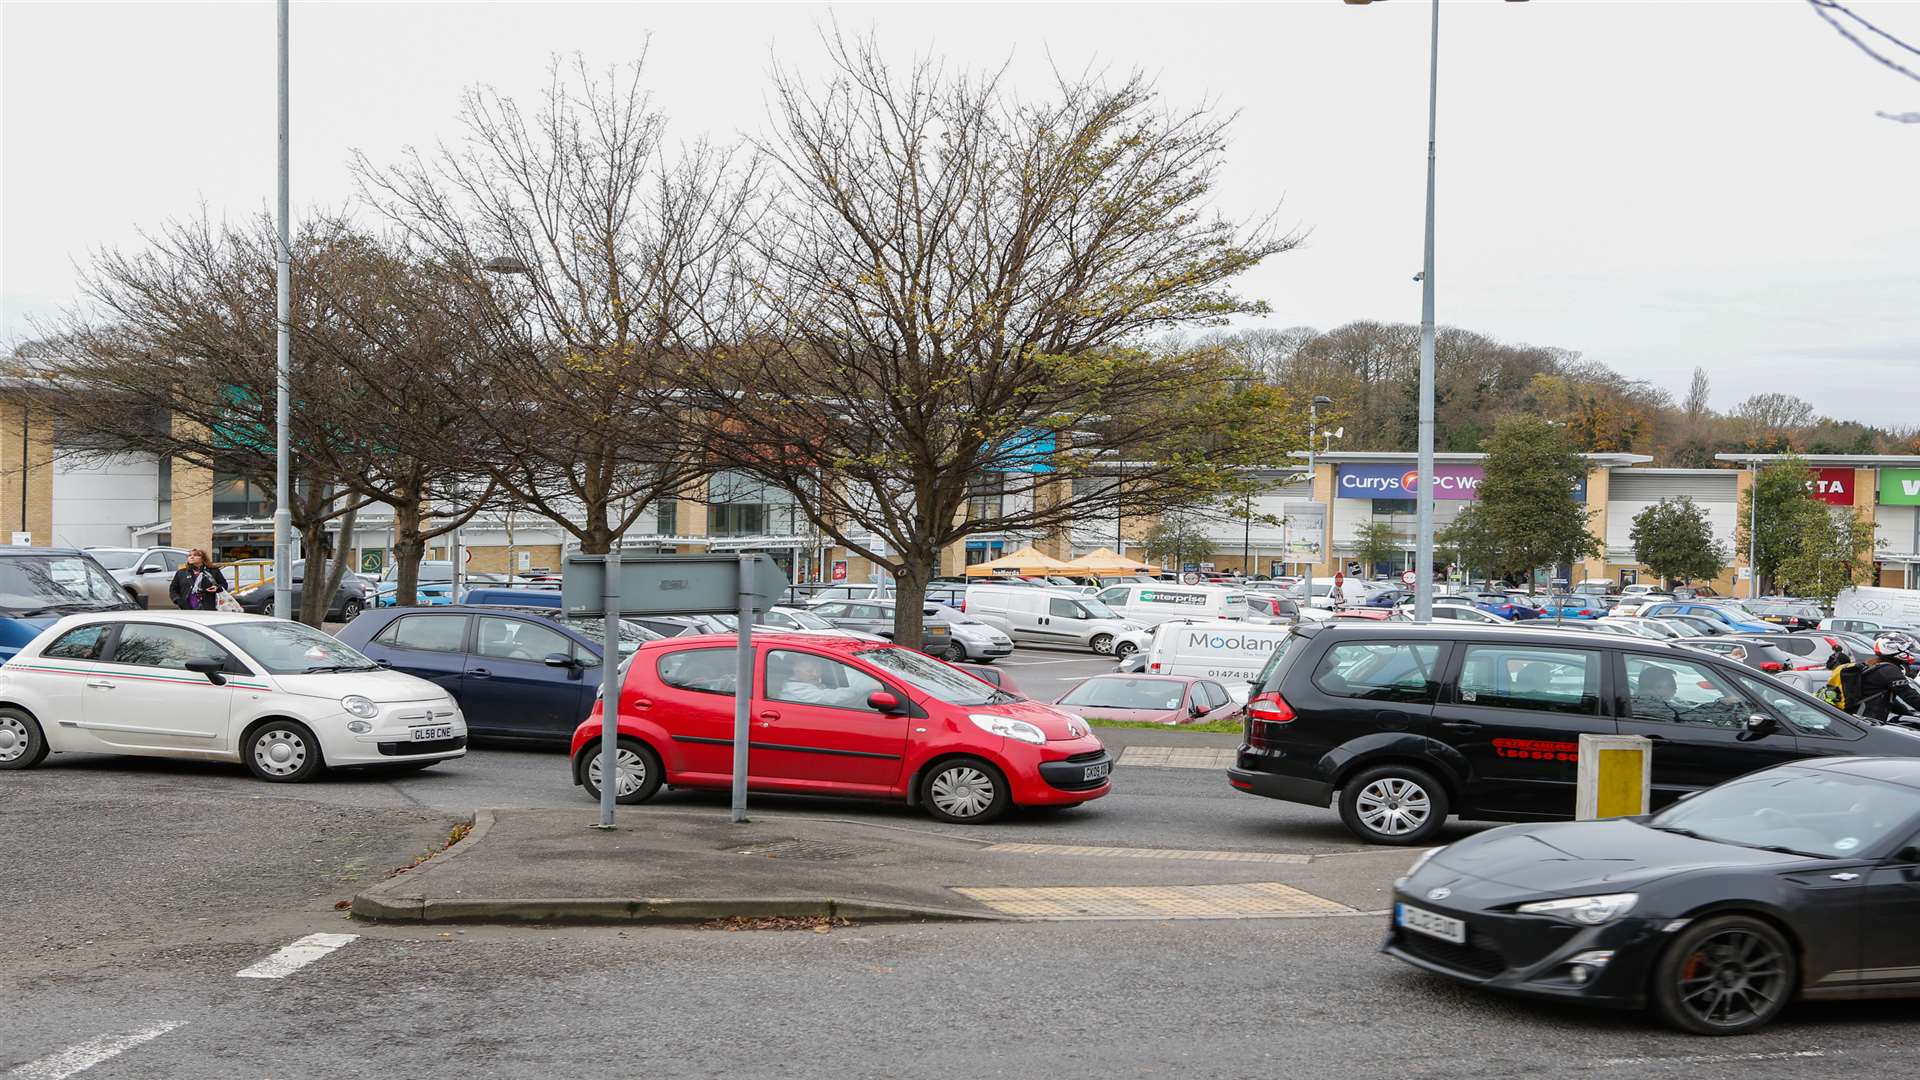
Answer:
xmin=700 ymin=36 xmax=1301 ymax=647
xmin=1683 ymin=366 xmax=1711 ymax=420
xmin=16 ymin=214 xmax=376 ymax=626
xmin=1733 ymin=392 xmax=1819 ymax=449
xmin=355 ymin=54 xmax=759 ymax=554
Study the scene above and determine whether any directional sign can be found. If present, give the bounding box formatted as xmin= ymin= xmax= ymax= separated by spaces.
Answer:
xmin=562 ymin=553 xmax=789 ymax=617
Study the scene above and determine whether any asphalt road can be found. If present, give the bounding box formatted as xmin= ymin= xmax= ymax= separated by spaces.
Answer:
xmin=7 ymin=644 xmax=1896 ymax=1078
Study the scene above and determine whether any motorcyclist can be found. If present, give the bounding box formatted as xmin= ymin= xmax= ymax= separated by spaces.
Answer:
xmin=1857 ymin=634 xmax=1920 ymax=722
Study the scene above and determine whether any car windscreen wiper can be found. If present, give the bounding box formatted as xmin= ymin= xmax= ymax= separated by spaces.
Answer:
xmin=1649 ymin=825 xmax=1710 ymax=841
xmin=302 ymin=663 xmax=377 ymax=674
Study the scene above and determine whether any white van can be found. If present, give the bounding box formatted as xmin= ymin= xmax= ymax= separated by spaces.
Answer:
xmin=1833 ymin=586 xmax=1920 ymax=628
xmin=1095 ymin=582 xmax=1249 ymax=626
xmin=963 ymin=583 xmax=1143 ymax=655
xmin=1143 ymin=620 xmax=1295 ymax=688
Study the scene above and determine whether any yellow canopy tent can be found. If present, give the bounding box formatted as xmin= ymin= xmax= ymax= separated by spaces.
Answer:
xmin=1065 ymin=548 xmax=1154 ymax=576
xmin=962 ymin=546 xmax=1079 ymax=578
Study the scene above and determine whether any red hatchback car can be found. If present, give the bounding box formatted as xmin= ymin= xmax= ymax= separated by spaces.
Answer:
xmin=570 ymin=633 xmax=1113 ymax=823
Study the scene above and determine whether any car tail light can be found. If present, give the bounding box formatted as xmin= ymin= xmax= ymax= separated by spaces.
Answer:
xmin=1823 ymin=636 xmax=1840 ymax=650
xmin=1246 ymin=692 xmax=1295 ymax=749
xmin=1759 ymin=661 xmax=1784 ymax=672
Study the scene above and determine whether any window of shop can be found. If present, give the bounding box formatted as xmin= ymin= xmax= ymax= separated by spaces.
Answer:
xmin=967 ymin=473 xmax=1005 ymax=523
xmin=706 ymin=471 xmax=800 ymax=538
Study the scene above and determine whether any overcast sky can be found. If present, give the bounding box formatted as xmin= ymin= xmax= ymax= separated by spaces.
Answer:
xmin=4 ymin=1 xmax=1916 ymax=424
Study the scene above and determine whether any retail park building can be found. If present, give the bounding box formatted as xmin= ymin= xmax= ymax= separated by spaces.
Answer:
xmin=4 ymin=401 xmax=1918 ymax=592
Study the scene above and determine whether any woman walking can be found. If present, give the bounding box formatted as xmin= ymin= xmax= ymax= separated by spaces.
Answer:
xmin=168 ymin=549 xmax=230 ymax=611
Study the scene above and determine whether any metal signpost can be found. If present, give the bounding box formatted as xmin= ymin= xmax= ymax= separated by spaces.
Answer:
xmin=562 ymin=553 xmax=789 ymax=827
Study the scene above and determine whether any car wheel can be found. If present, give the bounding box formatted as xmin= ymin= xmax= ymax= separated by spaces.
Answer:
xmin=244 ymin=721 xmax=325 ymax=783
xmin=920 ymin=756 xmax=1010 ymax=824
xmin=1652 ymin=915 xmax=1797 ymax=1035
xmin=943 ymin=640 xmax=968 ymax=662
xmin=339 ymin=599 xmax=364 ymax=622
xmin=1089 ymin=633 xmax=1115 ymax=656
xmin=0 ymin=707 xmax=48 ymax=770
xmin=579 ymin=736 xmax=662 ymax=805
xmin=1337 ymin=763 xmax=1449 ymax=845
xmin=1113 ymin=639 xmax=1138 ymax=661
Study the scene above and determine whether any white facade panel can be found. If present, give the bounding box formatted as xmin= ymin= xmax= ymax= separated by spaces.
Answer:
xmin=51 ymin=452 xmax=160 ymax=549
xmin=1605 ymin=472 xmax=1739 ymax=560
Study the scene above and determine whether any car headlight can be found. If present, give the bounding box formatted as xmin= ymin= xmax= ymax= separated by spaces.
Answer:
xmin=968 ymin=713 xmax=1047 ymax=745
xmin=340 ymin=695 xmax=379 ymax=719
xmin=1406 ymin=846 xmax=1444 ymax=877
xmin=1517 ymin=893 xmax=1638 ymax=925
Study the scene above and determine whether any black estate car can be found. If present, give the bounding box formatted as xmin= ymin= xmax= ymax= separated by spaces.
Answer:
xmin=1388 ymin=758 xmax=1920 ymax=1034
xmin=1227 ymin=622 xmax=1920 ymax=845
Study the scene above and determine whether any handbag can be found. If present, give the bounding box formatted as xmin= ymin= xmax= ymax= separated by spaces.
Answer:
xmin=214 ymin=589 xmax=244 ymax=614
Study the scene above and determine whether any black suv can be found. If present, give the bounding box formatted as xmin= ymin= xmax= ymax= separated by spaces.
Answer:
xmin=1227 ymin=622 xmax=1920 ymax=845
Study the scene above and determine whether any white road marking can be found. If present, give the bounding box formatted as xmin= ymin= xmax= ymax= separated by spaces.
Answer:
xmin=1595 ymin=1050 xmax=1831 ymax=1068
xmin=234 ymin=932 xmax=359 ymax=979
xmin=6 ymin=1022 xmax=186 ymax=1080
xmin=997 ymin=657 xmax=1094 ymax=666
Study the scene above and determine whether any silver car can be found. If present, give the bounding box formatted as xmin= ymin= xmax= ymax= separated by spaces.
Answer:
xmin=809 ymin=599 xmax=1014 ymax=662
xmin=86 ymin=546 xmax=188 ymax=608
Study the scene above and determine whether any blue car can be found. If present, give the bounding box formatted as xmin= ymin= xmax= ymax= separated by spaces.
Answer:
xmin=334 ymin=605 xmax=659 ymax=743
xmin=0 ymin=548 xmax=137 ymax=663
xmin=1470 ymin=592 xmax=1541 ymax=621
xmin=1639 ymin=602 xmax=1776 ymax=634
xmin=1535 ymin=594 xmax=1603 ymax=620
xmin=461 ymin=587 xmax=561 ymax=608
xmin=374 ymin=581 xmax=455 ymax=607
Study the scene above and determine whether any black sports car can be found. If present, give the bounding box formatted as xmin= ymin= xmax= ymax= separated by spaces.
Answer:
xmin=1386 ymin=757 xmax=1920 ymax=1033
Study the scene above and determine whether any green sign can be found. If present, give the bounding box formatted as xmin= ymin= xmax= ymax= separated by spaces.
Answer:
xmin=361 ymin=551 xmax=385 ymax=574
xmin=1881 ymin=468 xmax=1920 ymax=506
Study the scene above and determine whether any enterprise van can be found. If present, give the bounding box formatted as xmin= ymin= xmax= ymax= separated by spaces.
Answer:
xmin=963 ymin=583 xmax=1142 ymax=655
xmin=1144 ymin=620 xmax=1293 ymax=687
xmin=1096 ymin=582 xmax=1248 ymax=625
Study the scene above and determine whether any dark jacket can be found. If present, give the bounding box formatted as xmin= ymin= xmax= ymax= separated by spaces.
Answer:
xmin=1858 ymin=660 xmax=1920 ymax=722
xmin=169 ymin=564 xmax=230 ymax=610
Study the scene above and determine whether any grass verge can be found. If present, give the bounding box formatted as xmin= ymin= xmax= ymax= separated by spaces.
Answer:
xmin=1082 ymin=716 xmax=1244 ymax=734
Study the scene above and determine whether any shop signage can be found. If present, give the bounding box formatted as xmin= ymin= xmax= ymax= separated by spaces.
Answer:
xmin=1334 ymin=463 xmax=1588 ymax=502
xmin=1881 ymin=468 xmax=1920 ymax=506
xmin=1806 ymin=468 xmax=1855 ymax=506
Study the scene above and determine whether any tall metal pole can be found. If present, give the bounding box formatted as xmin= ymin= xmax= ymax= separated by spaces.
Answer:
xmin=730 ymin=554 xmax=756 ymax=824
xmin=1304 ymin=400 xmax=1319 ymax=607
xmin=1412 ymin=0 xmax=1441 ymax=625
xmin=1748 ymin=461 xmax=1759 ymax=599
xmin=595 ymin=552 xmax=621 ymax=828
xmin=271 ymin=0 xmax=293 ymax=620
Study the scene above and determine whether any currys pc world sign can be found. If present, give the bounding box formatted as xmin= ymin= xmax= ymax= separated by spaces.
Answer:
xmin=1336 ymin=464 xmax=1486 ymax=501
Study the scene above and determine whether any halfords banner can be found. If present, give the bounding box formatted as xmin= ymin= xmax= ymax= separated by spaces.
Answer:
xmin=1336 ymin=464 xmax=1485 ymax=501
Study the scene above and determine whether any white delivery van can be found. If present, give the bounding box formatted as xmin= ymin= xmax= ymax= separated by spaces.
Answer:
xmin=1832 ymin=587 xmax=1920 ymax=629
xmin=963 ymin=583 xmax=1143 ymax=655
xmin=1094 ymin=582 xmax=1249 ymax=626
xmin=1144 ymin=620 xmax=1296 ymax=687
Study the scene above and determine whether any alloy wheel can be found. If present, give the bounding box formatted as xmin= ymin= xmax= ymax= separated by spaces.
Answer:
xmin=929 ymin=765 xmax=996 ymax=819
xmin=252 ymin=728 xmax=309 ymax=777
xmin=944 ymin=641 xmax=968 ymax=662
xmin=1354 ymin=776 xmax=1431 ymax=837
xmin=0 ymin=715 xmax=28 ymax=762
xmin=1090 ymin=634 xmax=1115 ymax=656
xmin=1676 ymin=930 xmax=1789 ymax=1030
xmin=587 ymin=746 xmax=648 ymax=798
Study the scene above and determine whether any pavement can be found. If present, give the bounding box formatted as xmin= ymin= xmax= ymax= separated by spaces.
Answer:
xmin=352 ymin=806 xmax=1417 ymax=924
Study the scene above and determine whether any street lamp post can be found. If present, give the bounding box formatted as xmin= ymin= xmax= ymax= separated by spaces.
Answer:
xmin=1345 ymin=0 xmax=1528 ymax=624
xmin=271 ymin=0 xmax=292 ymax=619
xmin=1304 ymin=395 xmax=1332 ymax=609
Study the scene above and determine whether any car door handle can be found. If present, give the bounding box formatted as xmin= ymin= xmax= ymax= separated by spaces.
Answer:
xmin=86 ymin=680 xmax=114 ymax=690
xmin=468 ymin=668 xmax=492 ymax=679
xmin=631 ymin=698 xmax=653 ymax=709
xmin=1830 ymin=872 xmax=1861 ymax=882
xmin=1439 ymin=720 xmax=1480 ymax=731
xmin=757 ymin=710 xmax=780 ymax=727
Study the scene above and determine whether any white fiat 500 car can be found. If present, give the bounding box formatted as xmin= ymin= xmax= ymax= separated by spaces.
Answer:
xmin=0 ymin=611 xmax=465 ymax=782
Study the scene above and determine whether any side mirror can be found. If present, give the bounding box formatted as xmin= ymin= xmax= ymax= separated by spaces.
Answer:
xmin=136 ymin=565 xmax=163 ymax=575
xmin=184 ymin=656 xmax=228 ymax=686
xmin=545 ymin=652 xmax=585 ymax=680
xmin=1894 ymin=845 xmax=1920 ymax=866
xmin=867 ymin=691 xmax=906 ymax=715
xmin=1189 ymin=700 xmax=1209 ymax=718
xmin=1744 ymin=712 xmax=1777 ymax=736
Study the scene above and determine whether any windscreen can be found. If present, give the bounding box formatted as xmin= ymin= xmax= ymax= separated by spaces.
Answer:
xmin=1058 ymin=678 xmax=1187 ymax=711
xmin=0 ymin=555 xmax=136 ymax=615
xmin=858 ymin=646 xmax=1009 ymax=706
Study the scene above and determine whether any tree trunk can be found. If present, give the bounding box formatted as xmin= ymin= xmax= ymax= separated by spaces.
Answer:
xmin=392 ymin=501 xmax=426 ymax=607
xmin=890 ymin=555 xmax=930 ymax=654
xmin=321 ymin=504 xmax=359 ymax=624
